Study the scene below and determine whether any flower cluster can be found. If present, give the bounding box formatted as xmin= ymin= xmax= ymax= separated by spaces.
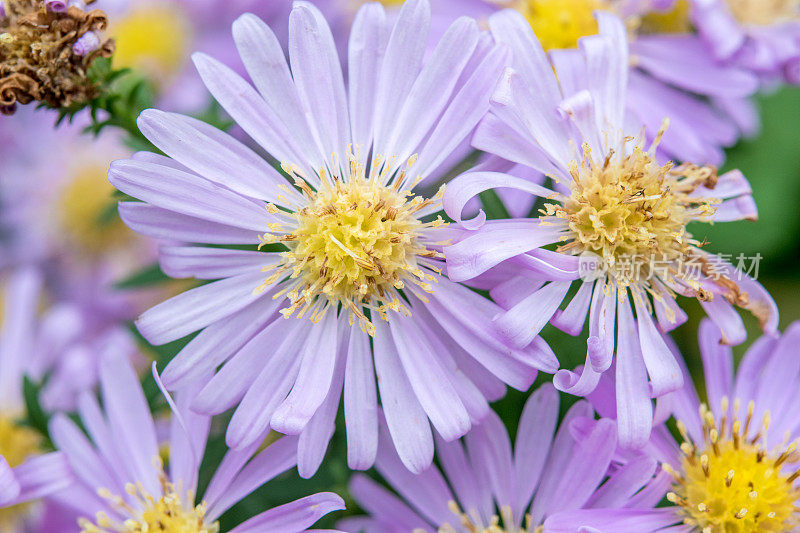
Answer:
xmin=1 ymin=0 xmax=799 ymax=531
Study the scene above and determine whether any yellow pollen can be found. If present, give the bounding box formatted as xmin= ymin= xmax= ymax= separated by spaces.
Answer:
xmin=544 ymin=123 xmax=718 ymax=288
xmin=260 ymin=155 xmax=445 ymax=336
xmin=638 ymin=0 xmax=693 ymax=34
xmin=512 ymin=0 xmax=607 ymax=51
xmin=725 ymin=0 xmax=799 ymax=26
xmin=667 ymin=400 xmax=800 ymax=532
xmin=110 ymin=3 xmax=191 ymax=80
xmin=79 ymin=459 xmax=218 ymax=533
xmin=422 ymin=501 xmax=531 ymax=533
xmin=58 ymin=165 xmax=130 ymax=255
xmin=0 ymin=414 xmax=44 ymax=531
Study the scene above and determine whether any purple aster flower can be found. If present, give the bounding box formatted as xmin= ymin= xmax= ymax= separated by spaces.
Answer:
xmin=110 ymin=0 xmax=556 ymax=476
xmin=339 ymin=384 xmax=664 ymax=532
xmin=443 ymin=11 xmax=778 ymax=449
xmin=2 ymin=350 xmax=344 ymax=532
xmin=546 ymin=319 xmax=800 ymax=532
xmin=689 ymin=0 xmax=800 ymax=85
xmin=354 ymin=0 xmax=760 ymax=164
xmin=0 ymin=269 xmax=73 ymax=532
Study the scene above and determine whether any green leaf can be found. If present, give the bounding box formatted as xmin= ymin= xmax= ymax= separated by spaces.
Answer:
xmin=22 ymin=376 xmax=51 ymax=442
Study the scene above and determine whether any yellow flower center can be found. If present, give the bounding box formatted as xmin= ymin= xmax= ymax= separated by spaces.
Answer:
xmin=512 ymin=0 xmax=607 ymax=51
xmin=258 ymin=156 xmax=446 ymax=336
xmin=426 ymin=501 xmax=531 ymax=533
xmin=80 ymin=467 xmax=218 ymax=533
xmin=638 ymin=0 xmax=693 ymax=34
xmin=57 ymin=165 xmax=130 ymax=255
xmin=110 ymin=3 xmax=191 ymax=80
xmin=667 ymin=401 xmax=800 ymax=532
xmin=725 ymin=0 xmax=799 ymax=26
xmin=0 ymin=414 xmax=44 ymax=531
xmin=544 ymin=125 xmax=718 ymax=287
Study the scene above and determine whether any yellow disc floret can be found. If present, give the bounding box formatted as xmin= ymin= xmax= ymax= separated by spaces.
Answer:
xmin=666 ymin=400 xmax=800 ymax=533
xmin=512 ymin=0 xmax=607 ymax=51
xmin=725 ymin=0 xmax=799 ymax=26
xmin=111 ymin=3 xmax=190 ymax=80
xmin=426 ymin=501 xmax=531 ymax=533
xmin=544 ymin=124 xmax=718 ymax=287
xmin=0 ymin=414 xmax=44 ymax=531
xmin=79 ymin=460 xmax=218 ymax=533
xmin=58 ymin=165 xmax=130 ymax=255
xmin=638 ymin=0 xmax=693 ymax=34
xmin=258 ymin=154 xmax=446 ymax=335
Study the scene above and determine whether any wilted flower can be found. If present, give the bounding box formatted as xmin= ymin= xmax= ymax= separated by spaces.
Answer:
xmin=443 ymin=11 xmax=777 ymax=448
xmin=340 ymin=384 xmax=663 ymax=532
xmin=0 ymin=0 xmax=114 ymax=113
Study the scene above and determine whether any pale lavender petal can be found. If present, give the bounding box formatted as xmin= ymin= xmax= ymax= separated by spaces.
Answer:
xmin=435 ymin=437 xmax=494 ymax=525
xmin=159 ymin=246 xmax=278 ymax=280
xmin=699 ymin=295 xmax=746 ymax=346
xmin=136 ymin=109 xmax=287 ymax=203
xmin=551 ymin=276 xmax=593 ymax=336
xmin=348 ymin=474 xmax=430 ymax=531
xmin=372 ymin=319 xmax=433 ymax=474
xmin=348 ymin=4 xmax=389 ymax=152
xmin=109 ymin=159 xmax=269 ymax=232
xmin=513 ymin=384 xmax=559 ymax=519
xmin=229 ymin=493 xmax=345 ymax=533
xmin=493 ymin=281 xmax=571 ymax=349
xmin=161 ymin=297 xmax=282 ymax=390
xmin=544 ymin=508 xmax=679 ymax=533
xmin=0 ymin=457 xmax=20 ymax=504
xmin=444 ymin=220 xmax=562 ymax=282
xmin=137 ymin=271 xmax=267 ymax=345
xmin=117 ymin=203 xmax=258 ymax=245
xmin=344 ymin=326 xmax=379 ymax=470
xmin=698 ymin=319 xmax=733 ymax=417
xmin=616 ymin=295 xmax=653 ymax=449
xmin=633 ymin=294 xmax=683 ymax=397
xmin=465 ymin=411 xmax=515 ymax=513
xmin=389 ymin=316 xmax=470 ymax=441
xmin=11 ymin=453 xmax=72 ymax=504
xmin=289 ymin=2 xmax=350 ymax=168
xmin=586 ymin=455 xmax=657 ymax=509
xmin=271 ymin=312 xmax=339 ymax=435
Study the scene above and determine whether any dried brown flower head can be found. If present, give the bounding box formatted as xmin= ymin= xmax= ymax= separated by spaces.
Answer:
xmin=0 ymin=0 xmax=114 ymax=114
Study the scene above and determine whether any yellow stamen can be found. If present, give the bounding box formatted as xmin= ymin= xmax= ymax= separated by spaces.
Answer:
xmin=667 ymin=399 xmax=800 ymax=532
xmin=420 ymin=500 xmax=532 ymax=533
xmin=79 ymin=458 xmax=218 ymax=533
xmin=259 ymin=153 xmax=445 ymax=336
xmin=0 ymin=414 xmax=44 ymax=531
xmin=511 ymin=0 xmax=607 ymax=51
xmin=725 ymin=0 xmax=799 ymax=26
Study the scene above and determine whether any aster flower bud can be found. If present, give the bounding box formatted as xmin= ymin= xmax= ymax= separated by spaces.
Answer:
xmin=0 ymin=0 xmax=114 ymax=115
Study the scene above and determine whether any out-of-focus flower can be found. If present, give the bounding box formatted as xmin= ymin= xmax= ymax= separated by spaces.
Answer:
xmin=0 ymin=0 xmax=114 ymax=114
xmin=547 ymin=319 xmax=800 ymax=531
xmin=690 ymin=0 xmax=800 ymax=85
xmin=0 ymin=269 xmax=73 ymax=532
xmin=443 ymin=11 xmax=777 ymax=449
xmin=340 ymin=384 xmax=664 ymax=532
xmin=111 ymin=0 xmax=557 ymax=476
xmin=0 ymin=109 xmax=156 ymax=410
xmin=2 ymin=352 xmax=344 ymax=532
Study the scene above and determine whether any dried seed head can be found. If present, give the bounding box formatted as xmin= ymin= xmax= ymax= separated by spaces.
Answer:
xmin=0 ymin=0 xmax=114 ymax=114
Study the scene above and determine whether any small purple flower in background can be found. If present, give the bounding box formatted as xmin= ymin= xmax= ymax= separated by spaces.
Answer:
xmin=110 ymin=0 xmax=557 ymax=477
xmin=443 ymin=11 xmax=778 ymax=449
xmin=1 ymin=352 xmax=344 ymax=532
xmin=690 ymin=0 xmax=800 ymax=85
xmin=548 ymin=319 xmax=800 ymax=531
xmin=339 ymin=384 xmax=664 ymax=533
xmin=0 ymin=269 xmax=73 ymax=532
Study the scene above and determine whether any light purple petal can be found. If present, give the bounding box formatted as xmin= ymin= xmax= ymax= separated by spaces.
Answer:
xmin=615 ymin=295 xmax=653 ymax=449
xmin=229 ymin=493 xmax=345 ymax=533
xmin=344 ymin=326 xmax=379 ymax=470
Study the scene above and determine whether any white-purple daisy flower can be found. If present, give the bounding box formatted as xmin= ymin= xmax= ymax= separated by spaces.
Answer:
xmin=339 ymin=384 xmax=664 ymax=532
xmin=5 ymin=351 xmax=344 ymax=533
xmin=690 ymin=0 xmax=800 ymax=85
xmin=442 ymin=11 xmax=778 ymax=449
xmin=547 ymin=318 xmax=800 ymax=532
xmin=110 ymin=0 xmax=557 ymax=476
